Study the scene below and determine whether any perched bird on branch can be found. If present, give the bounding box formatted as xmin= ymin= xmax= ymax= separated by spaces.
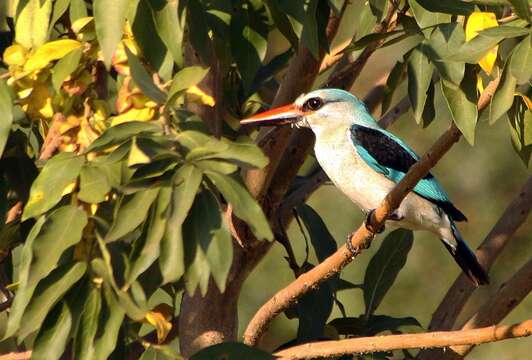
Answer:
xmin=241 ymin=88 xmax=489 ymax=286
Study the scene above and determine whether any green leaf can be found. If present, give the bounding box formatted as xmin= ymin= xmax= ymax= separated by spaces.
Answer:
xmin=127 ymin=185 xmax=172 ymax=285
xmin=15 ymin=0 xmax=52 ymax=49
xmin=296 ymin=204 xmax=336 ymax=262
xmin=407 ymin=46 xmax=434 ymax=123
xmin=421 ymin=79 xmax=436 ymax=127
xmin=73 ymin=285 xmax=102 ymax=360
xmin=426 ymin=24 xmax=465 ymax=87
xmin=441 ymin=68 xmax=478 ymax=145
xmin=409 ymin=0 xmax=451 ymax=29
xmin=51 ymin=47 xmax=83 ymax=92
xmin=489 ymin=64 xmax=517 ymax=124
xmin=125 ymin=46 xmax=167 ymax=103
xmin=383 ymin=60 xmax=407 ymax=114
xmin=32 ymin=302 xmax=73 ymax=360
xmin=140 ymin=345 xmax=184 ymax=360
xmin=69 ymin=0 xmax=87 ymax=21
xmin=4 ymin=205 xmax=87 ymax=338
xmin=264 ymin=0 xmax=299 ymax=49
xmin=167 ymin=66 xmax=210 ymax=101
xmin=23 ymin=153 xmax=85 ymax=220
xmin=508 ymin=98 xmax=532 ymax=166
xmin=300 ymin=0 xmax=329 ymax=60
xmin=130 ymin=0 xmax=168 ymax=74
xmin=183 ymin=190 xmax=233 ymax=294
xmin=106 ymin=187 xmax=159 ymax=242
xmin=94 ymin=0 xmax=128 ymax=67
xmin=18 ymin=261 xmax=87 ymax=340
xmin=364 ymin=229 xmax=413 ymax=317
xmin=449 ymin=34 xmax=503 ymax=63
xmin=414 ymin=0 xmax=474 ymax=15
xmin=48 ymin=0 xmax=70 ymax=31
xmin=93 ymin=285 xmax=126 ymax=359
xmin=78 ymin=165 xmax=111 ymax=203
xmin=148 ymin=0 xmax=184 ymax=67
xmin=509 ymin=33 xmax=532 ymax=84
xmin=190 ymin=342 xmax=274 ymax=360
xmin=479 ymin=25 xmax=530 ymax=38
xmin=0 ymin=79 xmax=13 ymax=158
xmin=87 ymin=121 xmax=161 ymax=153
xmin=348 ymin=30 xmax=403 ymax=52
xmin=205 ymin=172 xmax=273 ymax=241
xmin=230 ymin=4 xmax=269 ymax=92
xmin=369 ymin=0 xmax=388 ymax=21
xmin=508 ymin=0 xmax=531 ymax=22
xmin=160 ymin=164 xmax=203 ymax=283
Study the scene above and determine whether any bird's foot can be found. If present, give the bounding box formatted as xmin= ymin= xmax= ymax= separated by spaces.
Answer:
xmin=388 ymin=210 xmax=404 ymax=222
xmin=345 ymin=231 xmax=371 ymax=256
xmin=365 ymin=209 xmax=385 ymax=234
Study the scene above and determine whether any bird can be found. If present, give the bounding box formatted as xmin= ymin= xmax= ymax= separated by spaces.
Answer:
xmin=240 ymin=88 xmax=489 ymax=286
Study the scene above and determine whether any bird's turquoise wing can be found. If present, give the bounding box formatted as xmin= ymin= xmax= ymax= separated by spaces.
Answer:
xmin=349 ymin=124 xmax=467 ymax=221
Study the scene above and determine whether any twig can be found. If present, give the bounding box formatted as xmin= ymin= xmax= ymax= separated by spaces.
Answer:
xmin=242 ymin=79 xmax=499 ymax=346
xmin=273 ymin=319 xmax=532 ymax=359
xmin=0 ymin=351 xmax=32 ymax=360
xmin=39 ymin=113 xmax=65 ymax=161
xmin=378 ymin=95 xmax=410 ymax=128
xmin=5 ymin=201 xmax=22 ymax=224
xmin=423 ymin=175 xmax=532 ymax=335
xmin=442 ymin=259 xmax=532 ymax=359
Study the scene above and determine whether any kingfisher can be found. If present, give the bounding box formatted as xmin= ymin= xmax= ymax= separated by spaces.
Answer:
xmin=241 ymin=88 xmax=489 ymax=286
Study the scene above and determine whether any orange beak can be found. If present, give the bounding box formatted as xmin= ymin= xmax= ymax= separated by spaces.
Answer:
xmin=240 ymin=104 xmax=305 ymax=126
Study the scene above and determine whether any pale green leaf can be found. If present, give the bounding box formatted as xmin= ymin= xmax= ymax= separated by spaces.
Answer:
xmin=94 ymin=0 xmax=129 ymax=67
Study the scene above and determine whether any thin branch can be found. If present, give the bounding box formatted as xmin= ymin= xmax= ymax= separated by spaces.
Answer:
xmin=423 ymin=175 xmax=532 ymax=335
xmin=242 ymin=79 xmax=499 ymax=346
xmin=378 ymin=95 xmax=410 ymax=128
xmin=434 ymin=258 xmax=532 ymax=360
xmin=273 ymin=319 xmax=532 ymax=359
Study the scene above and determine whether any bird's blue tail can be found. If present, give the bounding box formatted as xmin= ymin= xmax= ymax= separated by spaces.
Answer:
xmin=440 ymin=222 xmax=489 ymax=286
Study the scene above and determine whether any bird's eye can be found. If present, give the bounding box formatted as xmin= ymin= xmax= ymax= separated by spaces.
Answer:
xmin=303 ymin=97 xmax=323 ymax=111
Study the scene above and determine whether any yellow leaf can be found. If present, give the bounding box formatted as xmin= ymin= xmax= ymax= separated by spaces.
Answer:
xmin=71 ymin=17 xmax=94 ymax=34
xmin=24 ymin=39 xmax=83 ymax=72
xmin=186 ymin=85 xmax=215 ymax=107
xmin=21 ymin=82 xmax=54 ymax=119
xmin=144 ymin=305 xmax=173 ymax=343
xmin=61 ymin=181 xmax=77 ymax=196
xmin=3 ymin=44 xmax=28 ymax=66
xmin=90 ymin=203 xmax=99 ymax=215
xmin=476 ymin=74 xmax=484 ymax=93
xmin=128 ymin=137 xmax=151 ymax=166
xmin=110 ymin=107 xmax=155 ymax=126
xmin=465 ymin=12 xmax=498 ymax=74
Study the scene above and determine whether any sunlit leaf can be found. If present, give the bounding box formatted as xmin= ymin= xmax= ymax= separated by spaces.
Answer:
xmin=73 ymin=285 xmax=102 ymax=360
xmin=441 ymin=67 xmax=478 ymax=145
xmin=24 ymin=39 xmax=82 ymax=72
xmin=0 ymin=79 xmax=13 ymax=158
xmin=31 ymin=302 xmax=73 ymax=360
xmin=51 ymin=47 xmax=83 ymax=92
xmin=465 ymin=12 xmax=499 ymax=74
xmin=18 ymin=262 xmax=87 ymax=340
xmin=15 ymin=0 xmax=53 ymax=49
xmin=23 ymin=153 xmax=85 ymax=220
xmin=78 ymin=165 xmax=111 ymax=203
xmin=106 ymin=187 xmax=159 ymax=242
xmin=160 ymin=164 xmax=203 ymax=283
xmin=509 ymin=33 xmax=532 ymax=84
xmin=86 ymin=121 xmax=162 ymax=153
xmin=94 ymin=0 xmax=129 ymax=67
xmin=205 ymin=172 xmax=273 ymax=241
xmin=148 ymin=0 xmax=185 ymax=67
xmin=409 ymin=0 xmax=451 ymax=30
xmin=407 ymin=46 xmax=433 ymax=123
xmin=4 ymin=205 xmax=87 ymax=338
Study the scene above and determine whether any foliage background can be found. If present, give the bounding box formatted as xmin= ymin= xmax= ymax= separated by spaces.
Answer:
xmin=0 ymin=0 xmax=530 ymax=359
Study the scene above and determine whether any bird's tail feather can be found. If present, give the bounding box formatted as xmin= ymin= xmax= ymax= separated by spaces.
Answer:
xmin=440 ymin=222 xmax=489 ymax=286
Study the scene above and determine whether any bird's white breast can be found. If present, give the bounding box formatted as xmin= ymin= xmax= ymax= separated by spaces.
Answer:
xmin=312 ymin=126 xmax=447 ymax=235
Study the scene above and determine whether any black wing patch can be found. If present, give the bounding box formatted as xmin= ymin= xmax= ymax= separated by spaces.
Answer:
xmin=350 ymin=125 xmax=467 ymax=222
xmin=350 ymin=125 xmax=434 ymax=179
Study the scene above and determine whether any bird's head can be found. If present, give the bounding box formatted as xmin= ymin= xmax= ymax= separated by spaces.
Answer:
xmin=240 ymin=89 xmax=378 ymax=133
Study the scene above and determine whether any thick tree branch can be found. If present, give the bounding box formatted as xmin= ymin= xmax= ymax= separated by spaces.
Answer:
xmin=242 ymin=79 xmax=499 ymax=346
xmin=423 ymin=175 xmax=532 ymax=335
xmin=273 ymin=319 xmax=532 ymax=359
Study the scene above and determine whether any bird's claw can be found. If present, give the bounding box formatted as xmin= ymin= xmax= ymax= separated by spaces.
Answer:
xmin=365 ymin=209 xmax=385 ymax=234
xmin=346 ymin=231 xmax=371 ymax=256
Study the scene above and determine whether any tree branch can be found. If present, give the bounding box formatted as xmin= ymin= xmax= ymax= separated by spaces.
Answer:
xmin=242 ymin=79 xmax=499 ymax=346
xmin=423 ymin=175 xmax=532 ymax=334
xmin=273 ymin=319 xmax=532 ymax=359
